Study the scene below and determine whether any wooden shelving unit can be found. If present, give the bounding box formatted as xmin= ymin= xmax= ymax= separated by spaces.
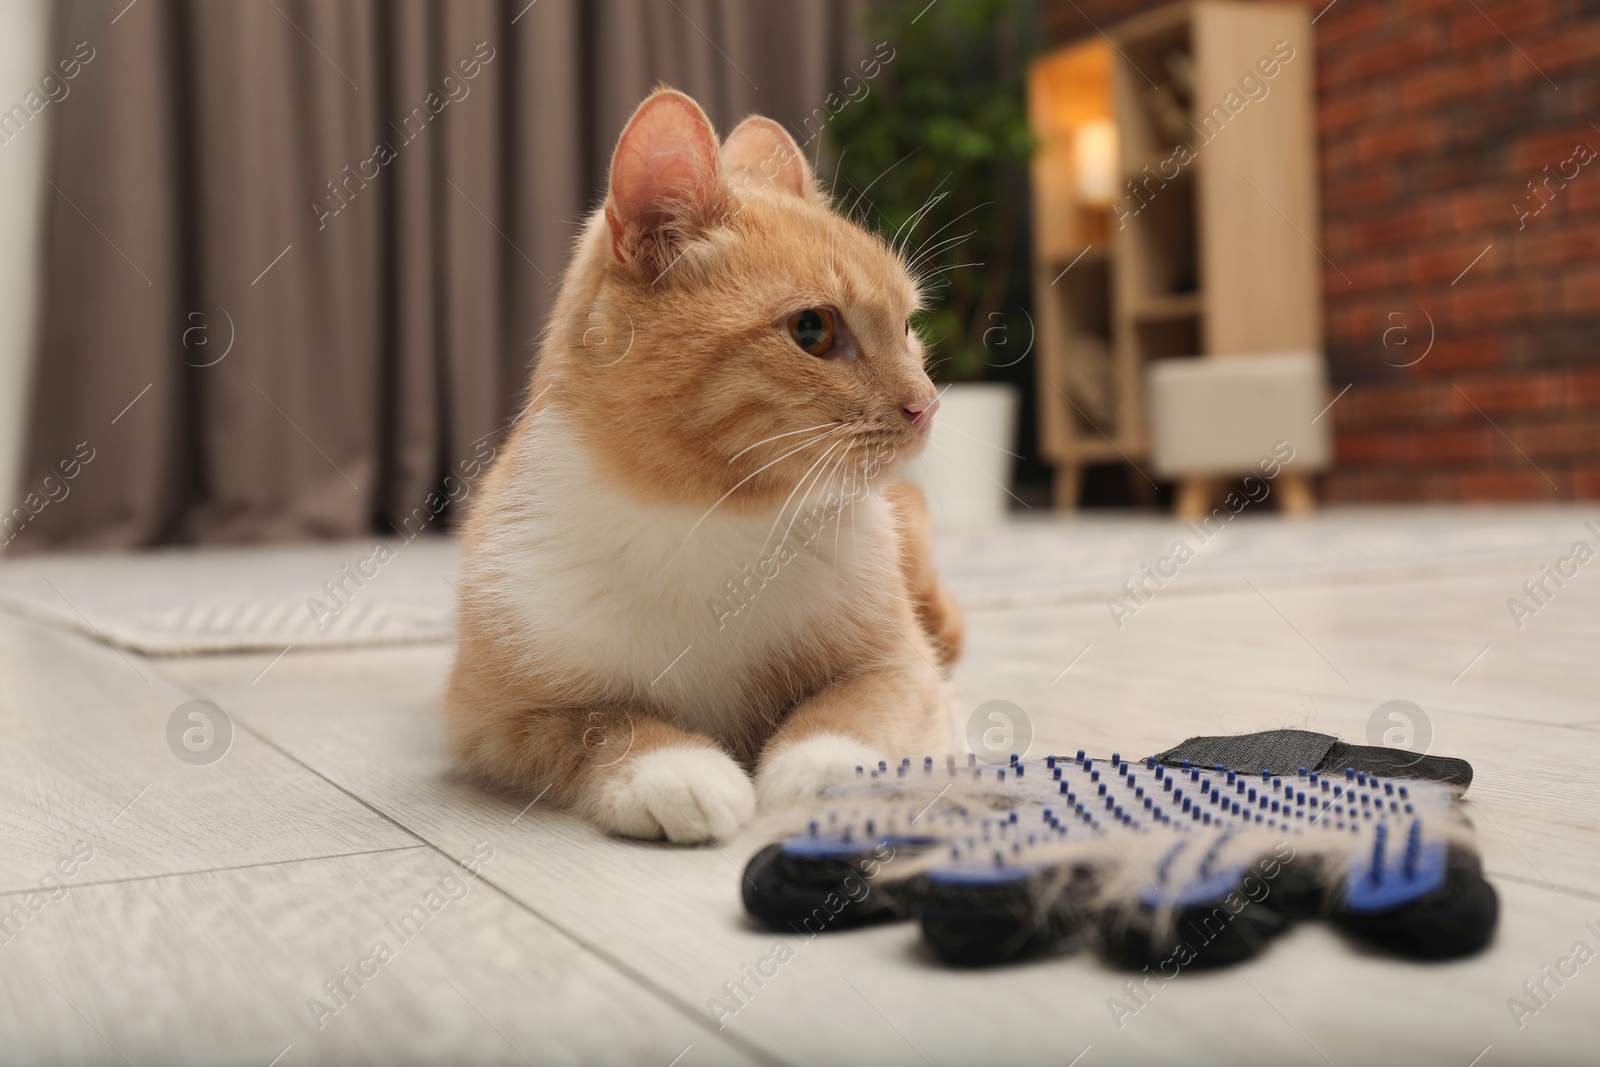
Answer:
xmin=1028 ymin=0 xmax=1321 ymax=510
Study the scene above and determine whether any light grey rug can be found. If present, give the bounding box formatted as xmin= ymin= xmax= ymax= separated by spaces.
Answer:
xmin=0 ymin=507 xmax=1588 ymax=656
xmin=0 ymin=536 xmax=456 ymax=655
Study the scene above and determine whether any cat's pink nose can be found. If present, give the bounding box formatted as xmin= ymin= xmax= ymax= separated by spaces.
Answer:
xmin=901 ymin=394 xmax=939 ymax=433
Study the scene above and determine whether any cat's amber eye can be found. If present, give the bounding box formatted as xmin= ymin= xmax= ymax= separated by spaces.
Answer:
xmin=787 ymin=307 xmax=836 ymax=357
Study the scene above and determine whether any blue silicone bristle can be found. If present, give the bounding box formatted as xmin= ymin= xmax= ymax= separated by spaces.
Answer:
xmin=1344 ymin=818 xmax=1448 ymax=913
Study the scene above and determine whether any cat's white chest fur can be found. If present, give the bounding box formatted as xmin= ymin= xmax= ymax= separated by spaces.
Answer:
xmin=471 ymin=410 xmax=896 ymax=744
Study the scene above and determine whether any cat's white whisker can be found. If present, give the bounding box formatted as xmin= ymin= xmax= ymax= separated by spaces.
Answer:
xmin=924 ymin=436 xmax=1031 ymax=509
xmin=902 ymin=191 xmax=960 ymax=254
xmin=756 ymin=435 xmax=849 ymax=562
xmin=727 ymin=420 xmax=843 ymax=464
xmin=891 ymin=183 xmax=950 ymax=256
xmin=676 ymin=426 xmax=846 ymax=550
xmin=828 ymin=148 xmax=847 ymax=202
xmin=786 ymin=441 xmax=856 ymax=562
xmin=915 ymin=260 xmax=986 ymax=283
xmin=829 ymin=441 xmax=857 ymax=579
xmin=936 ymin=419 xmax=1027 ymax=461
xmin=732 ymin=438 xmax=858 ymax=648
xmin=737 ymin=437 xmax=866 ymax=648
xmin=906 ymin=200 xmax=989 ymax=267
xmin=846 ymin=146 xmax=922 ymax=222
xmin=876 ymin=589 xmax=932 ymax=609
xmin=907 ymin=231 xmax=978 ymax=275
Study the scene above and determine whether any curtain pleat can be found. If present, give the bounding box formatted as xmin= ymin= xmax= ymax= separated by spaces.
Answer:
xmin=18 ymin=0 xmax=870 ymax=552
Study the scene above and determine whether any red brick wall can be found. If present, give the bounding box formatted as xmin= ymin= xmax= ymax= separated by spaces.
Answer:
xmin=1042 ymin=0 xmax=1600 ymax=501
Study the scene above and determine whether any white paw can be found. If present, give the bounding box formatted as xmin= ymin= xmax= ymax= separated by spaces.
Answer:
xmin=757 ymin=734 xmax=885 ymax=811
xmin=604 ymin=747 xmax=756 ymax=844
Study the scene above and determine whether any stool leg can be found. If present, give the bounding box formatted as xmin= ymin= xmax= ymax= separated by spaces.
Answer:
xmin=1174 ymin=476 xmax=1215 ymax=522
xmin=1277 ymin=472 xmax=1316 ymax=515
xmin=1053 ymin=464 xmax=1083 ymax=510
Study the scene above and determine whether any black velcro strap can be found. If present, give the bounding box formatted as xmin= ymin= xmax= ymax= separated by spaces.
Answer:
xmin=1323 ymin=741 xmax=1473 ymax=792
xmin=1153 ymin=730 xmax=1336 ymax=779
xmin=1152 ymin=729 xmax=1473 ymax=793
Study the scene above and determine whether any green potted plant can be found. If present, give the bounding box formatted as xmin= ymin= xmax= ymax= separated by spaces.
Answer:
xmin=829 ymin=0 xmax=1036 ymax=525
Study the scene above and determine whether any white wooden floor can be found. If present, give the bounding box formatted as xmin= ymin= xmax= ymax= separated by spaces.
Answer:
xmin=2 ymin=508 xmax=1598 ymax=1066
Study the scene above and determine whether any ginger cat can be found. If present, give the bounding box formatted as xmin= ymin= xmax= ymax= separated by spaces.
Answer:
xmin=444 ymin=88 xmax=962 ymax=843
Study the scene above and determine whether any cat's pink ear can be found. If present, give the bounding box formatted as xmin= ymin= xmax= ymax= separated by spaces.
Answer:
xmin=604 ymin=89 xmax=728 ymax=271
xmin=722 ymin=116 xmax=817 ymax=202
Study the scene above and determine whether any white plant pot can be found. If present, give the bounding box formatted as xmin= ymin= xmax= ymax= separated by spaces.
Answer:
xmin=899 ymin=382 xmax=1020 ymax=530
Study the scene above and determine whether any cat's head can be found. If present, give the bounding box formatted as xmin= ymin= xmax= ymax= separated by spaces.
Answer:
xmin=549 ymin=88 xmax=939 ymax=513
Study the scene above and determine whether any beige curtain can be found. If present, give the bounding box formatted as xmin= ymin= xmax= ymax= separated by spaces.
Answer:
xmin=17 ymin=0 xmax=866 ymax=551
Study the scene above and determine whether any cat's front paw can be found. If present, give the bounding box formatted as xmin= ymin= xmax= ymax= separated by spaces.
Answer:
xmin=604 ymin=746 xmax=756 ymax=844
xmin=756 ymin=734 xmax=884 ymax=811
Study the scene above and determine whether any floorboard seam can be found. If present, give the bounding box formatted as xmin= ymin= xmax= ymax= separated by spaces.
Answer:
xmin=148 ymin=657 xmax=792 ymax=1067
xmin=1484 ymin=870 xmax=1600 ymax=904
xmin=0 ymin=845 xmax=429 ymax=899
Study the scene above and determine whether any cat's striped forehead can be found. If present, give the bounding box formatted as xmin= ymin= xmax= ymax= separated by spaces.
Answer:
xmin=724 ymin=189 xmax=923 ymax=320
